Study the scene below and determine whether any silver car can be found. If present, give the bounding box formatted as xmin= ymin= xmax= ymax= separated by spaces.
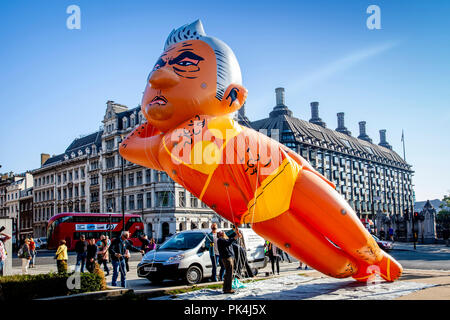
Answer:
xmin=137 ymin=228 xmax=268 ymax=284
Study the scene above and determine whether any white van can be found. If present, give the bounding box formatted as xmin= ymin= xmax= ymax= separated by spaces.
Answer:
xmin=137 ymin=228 xmax=268 ymax=284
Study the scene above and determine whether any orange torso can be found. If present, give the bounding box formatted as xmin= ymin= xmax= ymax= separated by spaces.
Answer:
xmin=158 ymin=115 xmax=301 ymax=224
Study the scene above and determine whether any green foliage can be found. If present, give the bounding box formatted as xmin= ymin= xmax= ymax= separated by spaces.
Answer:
xmin=0 ymin=271 xmax=106 ymax=301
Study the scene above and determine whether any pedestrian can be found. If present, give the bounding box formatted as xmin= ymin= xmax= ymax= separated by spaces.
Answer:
xmin=109 ymin=231 xmax=144 ymax=287
xmin=97 ymin=237 xmax=110 ymax=276
xmin=297 ymin=260 xmax=308 ymax=270
xmin=55 ymin=240 xmax=68 ymax=274
xmin=18 ymin=238 xmax=32 ymax=275
xmin=148 ymin=237 xmax=156 ymax=251
xmin=389 ymin=227 xmax=394 ymax=242
xmin=74 ymin=234 xmax=88 ymax=272
xmin=86 ymin=237 xmax=98 ymax=273
xmin=217 ymin=227 xmax=242 ymax=294
xmin=96 ymin=235 xmax=106 ymax=248
xmin=29 ymin=238 xmax=36 ymax=268
xmin=0 ymin=227 xmax=11 ymax=276
xmin=139 ymin=234 xmax=150 ymax=253
xmin=205 ymin=223 xmax=223 ymax=282
xmin=267 ymin=242 xmax=280 ymax=275
xmin=277 ymin=247 xmax=291 ymax=263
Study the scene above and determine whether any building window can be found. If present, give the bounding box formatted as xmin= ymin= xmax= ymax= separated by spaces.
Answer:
xmin=179 ymin=191 xmax=186 ymax=207
xmin=106 ymin=157 xmax=115 ymax=169
xmin=69 ymin=172 xmax=73 ymax=181
xmin=128 ymin=195 xmax=135 ymax=210
xmin=137 ymin=193 xmax=143 ymax=210
xmin=106 ymin=139 xmax=114 ymax=151
xmin=145 ymin=169 xmax=151 ymax=184
xmin=106 ymin=177 xmax=115 ymax=190
xmin=90 ymin=161 xmax=98 ymax=170
xmin=156 ymin=191 xmax=173 ymax=207
xmin=91 ymin=192 xmax=99 ymax=202
xmin=90 ymin=175 xmax=99 ymax=186
xmin=190 ymin=196 xmax=198 ymax=208
xmin=128 ymin=173 xmax=134 ymax=187
xmin=146 ymin=192 xmax=151 ymax=208
xmin=136 ymin=171 xmax=143 ymax=185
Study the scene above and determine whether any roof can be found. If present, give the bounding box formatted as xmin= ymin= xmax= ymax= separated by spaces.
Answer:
xmin=245 ymin=110 xmax=410 ymax=170
xmin=41 ymin=130 xmax=103 ymax=168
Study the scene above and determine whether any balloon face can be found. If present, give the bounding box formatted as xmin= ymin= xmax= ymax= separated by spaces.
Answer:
xmin=143 ymin=40 xmax=219 ymax=132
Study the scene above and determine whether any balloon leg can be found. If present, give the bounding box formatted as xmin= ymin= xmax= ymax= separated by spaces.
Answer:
xmin=252 ymin=210 xmax=358 ymax=279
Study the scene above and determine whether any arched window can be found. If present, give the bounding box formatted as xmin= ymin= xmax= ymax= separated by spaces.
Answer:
xmin=123 ymin=117 xmax=128 ymax=129
xmin=147 ymin=223 xmax=153 ymax=238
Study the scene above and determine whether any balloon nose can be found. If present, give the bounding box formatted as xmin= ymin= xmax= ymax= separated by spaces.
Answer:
xmin=149 ymin=68 xmax=180 ymax=88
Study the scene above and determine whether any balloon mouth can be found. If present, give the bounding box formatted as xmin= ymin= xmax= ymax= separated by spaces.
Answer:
xmin=149 ymin=95 xmax=168 ymax=106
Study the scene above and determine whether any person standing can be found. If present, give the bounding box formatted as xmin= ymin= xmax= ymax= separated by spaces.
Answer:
xmin=0 ymin=228 xmax=11 ymax=276
xmin=55 ymin=240 xmax=68 ymax=273
xmin=109 ymin=231 xmax=144 ymax=287
xmin=148 ymin=237 xmax=156 ymax=251
xmin=205 ymin=223 xmax=223 ymax=282
xmin=19 ymin=238 xmax=31 ymax=275
xmin=97 ymin=237 xmax=110 ymax=276
xmin=29 ymin=238 xmax=36 ymax=268
xmin=217 ymin=227 xmax=242 ymax=294
xmin=389 ymin=227 xmax=394 ymax=242
xmin=139 ymin=234 xmax=150 ymax=254
xmin=74 ymin=234 xmax=88 ymax=272
xmin=267 ymin=242 xmax=280 ymax=275
xmin=86 ymin=237 xmax=98 ymax=273
xmin=277 ymin=247 xmax=291 ymax=263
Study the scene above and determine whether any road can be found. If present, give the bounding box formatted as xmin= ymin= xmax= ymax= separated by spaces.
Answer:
xmin=10 ymin=244 xmax=450 ymax=291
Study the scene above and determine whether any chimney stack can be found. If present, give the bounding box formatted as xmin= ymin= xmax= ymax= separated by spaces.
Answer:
xmin=269 ymin=87 xmax=293 ymax=118
xmin=357 ymin=121 xmax=372 ymax=143
xmin=309 ymin=102 xmax=326 ymax=128
xmin=378 ymin=129 xmax=392 ymax=150
xmin=275 ymin=87 xmax=285 ymax=106
xmin=336 ymin=112 xmax=351 ymax=136
xmin=41 ymin=153 xmax=50 ymax=166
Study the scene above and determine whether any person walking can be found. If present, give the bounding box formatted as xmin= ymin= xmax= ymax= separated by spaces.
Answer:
xmin=277 ymin=247 xmax=291 ymax=263
xmin=217 ymin=227 xmax=242 ymax=294
xmin=267 ymin=242 xmax=280 ymax=275
xmin=389 ymin=227 xmax=394 ymax=242
xmin=55 ymin=240 xmax=68 ymax=273
xmin=29 ymin=238 xmax=36 ymax=268
xmin=109 ymin=231 xmax=144 ymax=287
xmin=205 ymin=223 xmax=223 ymax=282
xmin=97 ymin=237 xmax=110 ymax=276
xmin=86 ymin=237 xmax=98 ymax=273
xmin=0 ymin=227 xmax=11 ymax=276
xmin=74 ymin=234 xmax=88 ymax=272
xmin=18 ymin=238 xmax=32 ymax=275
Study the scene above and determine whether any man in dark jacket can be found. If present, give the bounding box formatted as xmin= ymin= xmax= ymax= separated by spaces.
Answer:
xmin=75 ymin=234 xmax=88 ymax=273
xmin=109 ymin=231 xmax=144 ymax=287
xmin=217 ymin=226 xmax=242 ymax=294
xmin=86 ymin=237 xmax=98 ymax=273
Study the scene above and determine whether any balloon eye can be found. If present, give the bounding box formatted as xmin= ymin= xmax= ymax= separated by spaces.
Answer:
xmin=178 ymin=58 xmax=198 ymax=66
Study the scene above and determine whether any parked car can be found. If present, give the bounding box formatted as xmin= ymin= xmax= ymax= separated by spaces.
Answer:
xmin=372 ymin=234 xmax=393 ymax=251
xmin=137 ymin=228 xmax=268 ymax=285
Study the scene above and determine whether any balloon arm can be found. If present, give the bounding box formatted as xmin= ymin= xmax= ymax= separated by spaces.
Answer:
xmin=119 ymin=122 xmax=164 ymax=170
xmin=282 ymin=147 xmax=336 ymax=189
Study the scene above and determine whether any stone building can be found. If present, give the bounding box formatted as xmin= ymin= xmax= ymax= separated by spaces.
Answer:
xmin=238 ymin=88 xmax=415 ymax=240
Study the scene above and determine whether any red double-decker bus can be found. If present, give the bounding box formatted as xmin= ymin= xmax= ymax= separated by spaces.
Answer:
xmin=47 ymin=212 xmax=145 ymax=250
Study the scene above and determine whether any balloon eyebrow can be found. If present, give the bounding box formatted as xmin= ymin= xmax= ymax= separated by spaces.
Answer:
xmin=169 ymin=51 xmax=204 ymax=65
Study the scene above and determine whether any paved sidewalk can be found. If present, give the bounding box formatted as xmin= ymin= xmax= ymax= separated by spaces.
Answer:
xmin=392 ymin=242 xmax=450 ymax=253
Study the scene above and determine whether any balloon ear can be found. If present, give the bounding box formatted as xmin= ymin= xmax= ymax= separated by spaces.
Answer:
xmin=221 ymin=84 xmax=248 ymax=114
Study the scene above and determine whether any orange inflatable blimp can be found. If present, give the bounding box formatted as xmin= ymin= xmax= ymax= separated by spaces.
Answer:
xmin=119 ymin=20 xmax=402 ymax=282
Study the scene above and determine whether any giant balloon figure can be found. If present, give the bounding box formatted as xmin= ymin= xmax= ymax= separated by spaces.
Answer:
xmin=119 ymin=20 xmax=402 ymax=282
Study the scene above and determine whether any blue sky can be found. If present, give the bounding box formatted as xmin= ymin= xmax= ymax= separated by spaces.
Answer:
xmin=0 ymin=0 xmax=449 ymax=201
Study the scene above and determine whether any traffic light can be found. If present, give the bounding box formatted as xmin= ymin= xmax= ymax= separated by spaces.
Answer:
xmin=413 ymin=212 xmax=419 ymax=222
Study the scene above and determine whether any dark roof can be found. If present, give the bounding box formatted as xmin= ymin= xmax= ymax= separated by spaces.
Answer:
xmin=246 ymin=110 xmax=410 ymax=169
xmin=42 ymin=130 xmax=103 ymax=168
xmin=116 ymin=106 xmax=140 ymax=130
